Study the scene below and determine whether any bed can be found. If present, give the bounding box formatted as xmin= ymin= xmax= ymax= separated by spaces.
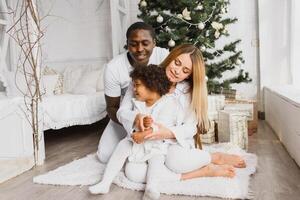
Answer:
xmin=41 ymin=58 xmax=108 ymax=130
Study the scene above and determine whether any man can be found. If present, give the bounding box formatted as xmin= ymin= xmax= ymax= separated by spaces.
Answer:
xmin=97 ymin=22 xmax=169 ymax=163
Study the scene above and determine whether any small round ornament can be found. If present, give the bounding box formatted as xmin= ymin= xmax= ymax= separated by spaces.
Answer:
xmin=140 ymin=0 xmax=147 ymax=7
xmin=156 ymin=15 xmax=163 ymax=23
xmin=168 ymin=39 xmax=175 ymax=47
xmin=198 ymin=22 xmax=205 ymax=30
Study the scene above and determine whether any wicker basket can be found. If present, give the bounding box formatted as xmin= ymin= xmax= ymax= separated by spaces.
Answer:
xmin=221 ymin=89 xmax=236 ymax=100
xmin=218 ymin=110 xmax=248 ymax=150
xmin=201 ymin=121 xmax=215 ymax=144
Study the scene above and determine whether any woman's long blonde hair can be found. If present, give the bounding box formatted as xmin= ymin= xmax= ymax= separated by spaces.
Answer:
xmin=160 ymin=44 xmax=209 ymax=149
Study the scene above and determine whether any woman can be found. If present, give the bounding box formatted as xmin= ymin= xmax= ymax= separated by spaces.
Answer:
xmin=117 ymin=44 xmax=245 ymax=198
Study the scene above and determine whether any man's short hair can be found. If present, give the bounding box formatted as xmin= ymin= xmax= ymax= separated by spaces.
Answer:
xmin=126 ymin=22 xmax=156 ymax=40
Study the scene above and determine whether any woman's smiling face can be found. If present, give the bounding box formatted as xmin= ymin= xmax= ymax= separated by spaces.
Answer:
xmin=165 ymin=53 xmax=193 ymax=83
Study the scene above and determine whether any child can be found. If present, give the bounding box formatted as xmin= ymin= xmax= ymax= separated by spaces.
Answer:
xmin=89 ymin=65 xmax=185 ymax=199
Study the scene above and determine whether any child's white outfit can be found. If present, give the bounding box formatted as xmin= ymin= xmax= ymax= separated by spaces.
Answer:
xmin=89 ymin=95 xmax=182 ymax=197
xmin=129 ymin=95 xmax=180 ymax=163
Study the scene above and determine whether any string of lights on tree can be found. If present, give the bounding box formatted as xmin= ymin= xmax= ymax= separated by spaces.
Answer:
xmin=138 ymin=0 xmax=251 ymax=94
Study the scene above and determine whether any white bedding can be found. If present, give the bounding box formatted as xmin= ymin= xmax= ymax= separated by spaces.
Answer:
xmin=42 ymin=92 xmax=106 ymax=130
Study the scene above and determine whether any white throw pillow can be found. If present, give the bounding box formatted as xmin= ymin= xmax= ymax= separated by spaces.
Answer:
xmin=72 ymin=69 xmax=101 ymax=94
xmin=63 ymin=65 xmax=87 ymax=93
xmin=43 ymin=66 xmax=64 ymax=95
xmin=42 ymin=74 xmax=59 ymax=96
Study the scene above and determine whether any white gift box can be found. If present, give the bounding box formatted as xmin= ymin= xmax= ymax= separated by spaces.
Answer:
xmin=208 ymin=95 xmax=225 ymax=120
xmin=224 ymin=103 xmax=253 ymax=121
xmin=218 ymin=110 xmax=248 ymax=150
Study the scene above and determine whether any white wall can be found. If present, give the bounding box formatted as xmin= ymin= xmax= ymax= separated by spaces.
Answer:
xmin=290 ymin=0 xmax=300 ymax=87
xmin=129 ymin=0 xmax=140 ymax=24
xmin=258 ymin=0 xmax=292 ymax=110
xmin=128 ymin=0 xmax=259 ymax=101
xmin=222 ymin=0 xmax=259 ymax=100
xmin=40 ymin=0 xmax=112 ymax=63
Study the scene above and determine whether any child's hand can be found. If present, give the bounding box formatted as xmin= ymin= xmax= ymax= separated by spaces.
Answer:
xmin=132 ymin=129 xmax=152 ymax=144
xmin=143 ymin=116 xmax=153 ymax=129
xmin=134 ymin=113 xmax=147 ymax=131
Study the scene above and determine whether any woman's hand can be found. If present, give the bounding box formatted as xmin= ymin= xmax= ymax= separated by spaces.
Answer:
xmin=144 ymin=122 xmax=175 ymax=140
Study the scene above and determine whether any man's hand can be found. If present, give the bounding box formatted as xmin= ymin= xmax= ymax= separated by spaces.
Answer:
xmin=131 ymin=129 xmax=152 ymax=144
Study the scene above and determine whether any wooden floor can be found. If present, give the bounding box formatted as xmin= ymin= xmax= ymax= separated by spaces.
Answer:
xmin=1 ymin=118 xmax=300 ymax=200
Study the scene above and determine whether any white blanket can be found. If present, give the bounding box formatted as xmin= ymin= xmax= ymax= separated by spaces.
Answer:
xmin=33 ymin=143 xmax=257 ymax=199
xmin=42 ymin=92 xmax=106 ymax=130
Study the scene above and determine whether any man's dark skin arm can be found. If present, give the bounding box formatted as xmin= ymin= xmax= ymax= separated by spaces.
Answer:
xmin=105 ymin=95 xmax=122 ymax=125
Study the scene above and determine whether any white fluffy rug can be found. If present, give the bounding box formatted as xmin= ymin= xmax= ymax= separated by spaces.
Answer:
xmin=33 ymin=143 xmax=257 ymax=199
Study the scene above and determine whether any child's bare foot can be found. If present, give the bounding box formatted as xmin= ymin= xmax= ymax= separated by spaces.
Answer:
xmin=200 ymin=164 xmax=235 ymax=178
xmin=212 ymin=152 xmax=246 ymax=168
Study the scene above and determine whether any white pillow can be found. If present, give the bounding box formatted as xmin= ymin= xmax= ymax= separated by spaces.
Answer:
xmin=42 ymin=74 xmax=59 ymax=96
xmin=43 ymin=66 xmax=64 ymax=95
xmin=63 ymin=66 xmax=87 ymax=93
xmin=71 ymin=69 xmax=101 ymax=94
xmin=5 ymin=71 xmax=28 ymax=97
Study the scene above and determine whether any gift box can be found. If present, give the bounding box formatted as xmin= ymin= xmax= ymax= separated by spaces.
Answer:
xmin=218 ymin=110 xmax=248 ymax=150
xmin=225 ymin=99 xmax=258 ymax=135
xmin=224 ymin=103 xmax=253 ymax=120
xmin=208 ymin=95 xmax=225 ymax=121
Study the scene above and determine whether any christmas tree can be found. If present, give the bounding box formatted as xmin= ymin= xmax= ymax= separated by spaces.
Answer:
xmin=138 ymin=0 xmax=251 ymax=94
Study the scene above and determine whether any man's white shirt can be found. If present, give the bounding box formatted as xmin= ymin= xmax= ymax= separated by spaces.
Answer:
xmin=104 ymin=47 xmax=169 ymax=97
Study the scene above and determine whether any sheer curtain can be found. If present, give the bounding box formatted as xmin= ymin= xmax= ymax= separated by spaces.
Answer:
xmin=290 ymin=0 xmax=300 ymax=88
xmin=0 ymin=0 xmax=9 ymax=90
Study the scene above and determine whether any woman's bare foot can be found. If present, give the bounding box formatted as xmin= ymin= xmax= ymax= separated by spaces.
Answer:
xmin=181 ymin=164 xmax=235 ymax=180
xmin=197 ymin=164 xmax=235 ymax=178
xmin=211 ymin=152 xmax=246 ymax=168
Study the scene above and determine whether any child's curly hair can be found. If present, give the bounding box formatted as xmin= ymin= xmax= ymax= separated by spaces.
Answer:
xmin=130 ymin=64 xmax=172 ymax=96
